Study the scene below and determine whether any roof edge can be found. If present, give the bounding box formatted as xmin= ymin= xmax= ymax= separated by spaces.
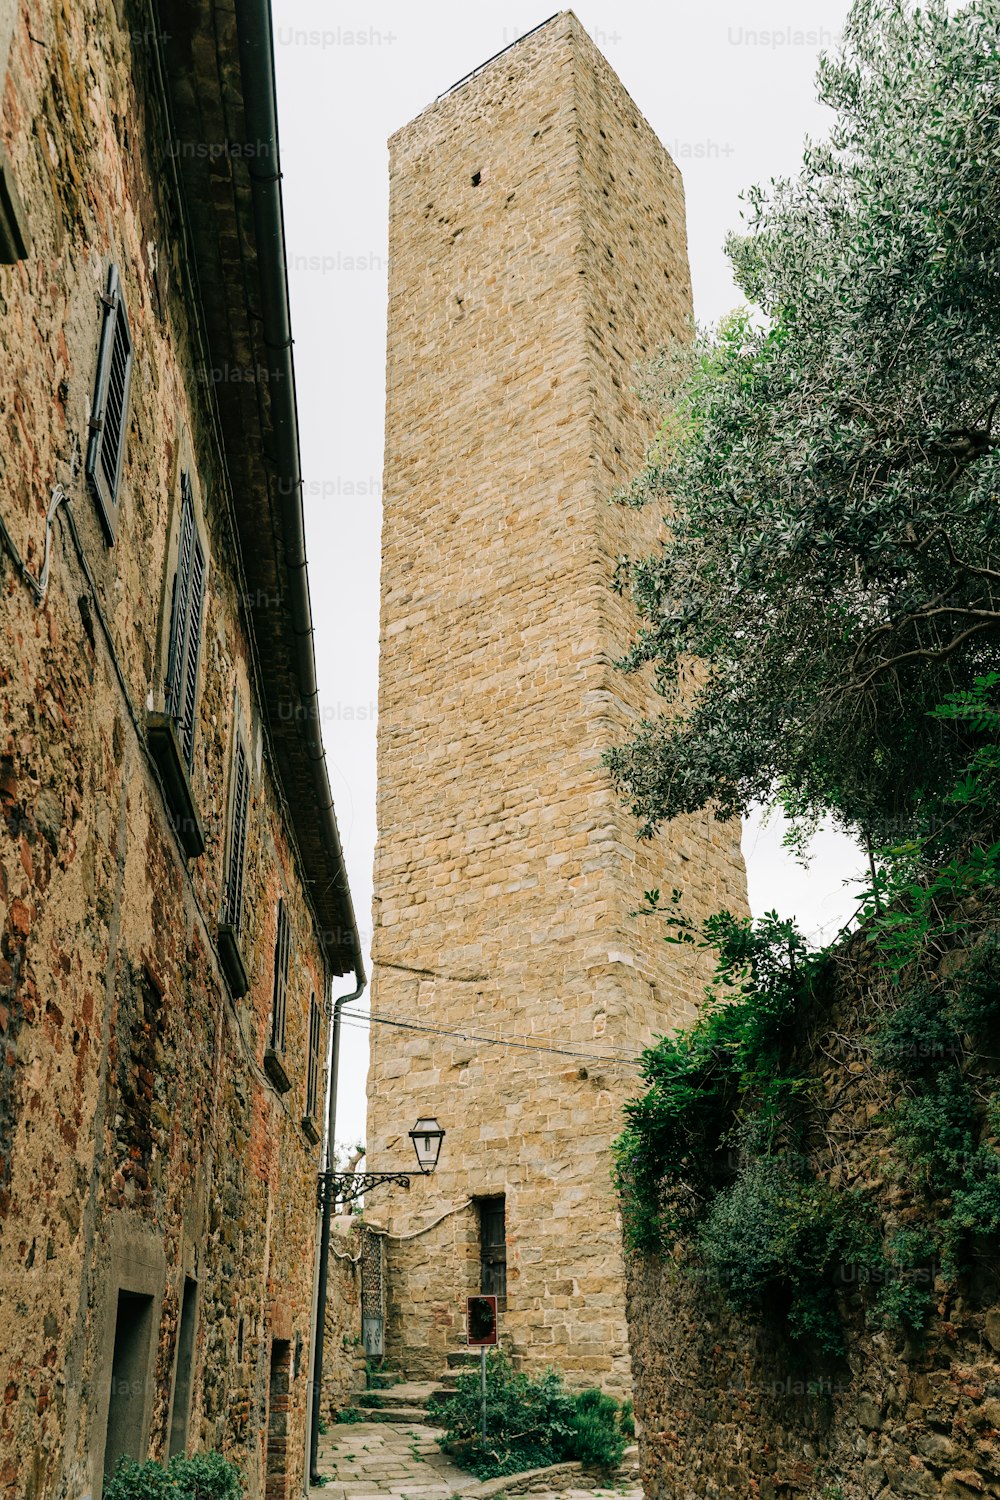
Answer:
xmin=232 ymin=0 xmax=365 ymax=986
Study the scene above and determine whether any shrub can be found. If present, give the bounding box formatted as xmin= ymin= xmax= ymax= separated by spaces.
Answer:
xmin=104 ymin=1460 xmax=173 ymax=1500
xmin=614 ymin=905 xmax=815 ymax=1252
xmin=104 ymin=1454 xmax=243 ymax=1500
xmin=697 ymin=1156 xmax=874 ymax=1354
xmin=436 ymin=1351 xmax=628 ymax=1479
xmin=869 ymin=1229 xmax=937 ymax=1337
xmin=567 ymin=1388 xmax=627 ymax=1469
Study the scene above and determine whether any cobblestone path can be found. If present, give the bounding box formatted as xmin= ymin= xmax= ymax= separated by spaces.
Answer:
xmin=308 ymin=1417 xmax=643 ymax=1500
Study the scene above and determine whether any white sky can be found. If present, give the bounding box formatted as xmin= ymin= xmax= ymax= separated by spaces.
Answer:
xmin=272 ymin=0 xmax=866 ymax=1146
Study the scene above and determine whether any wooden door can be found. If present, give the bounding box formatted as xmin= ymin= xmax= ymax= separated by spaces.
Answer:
xmin=479 ymin=1197 xmax=506 ymax=1298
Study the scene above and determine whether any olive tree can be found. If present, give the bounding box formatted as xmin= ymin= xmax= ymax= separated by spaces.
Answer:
xmin=609 ymin=0 xmax=1000 ymax=846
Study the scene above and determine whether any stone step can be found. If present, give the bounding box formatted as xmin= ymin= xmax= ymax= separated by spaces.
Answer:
xmin=445 ymin=1350 xmax=481 ymax=1368
xmin=366 ymin=1368 xmax=404 ymax=1389
xmin=356 ymin=1393 xmax=428 ymax=1412
xmin=347 ymin=1402 xmax=438 ymax=1426
xmin=348 ymin=1378 xmax=453 ymax=1428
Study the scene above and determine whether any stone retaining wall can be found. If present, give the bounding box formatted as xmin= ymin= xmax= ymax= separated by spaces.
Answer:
xmin=624 ymin=938 xmax=1000 ymax=1499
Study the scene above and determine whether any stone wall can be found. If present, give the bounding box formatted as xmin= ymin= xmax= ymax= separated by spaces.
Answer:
xmin=624 ymin=939 xmax=1000 ymax=1499
xmin=0 ymin=2 xmax=339 ymax=1496
xmin=321 ymin=1221 xmax=370 ymax=1417
xmin=367 ymin=9 xmax=746 ymax=1395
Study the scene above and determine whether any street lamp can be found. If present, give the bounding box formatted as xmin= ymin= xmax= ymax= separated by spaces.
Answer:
xmin=409 ymin=1116 xmax=445 ymax=1173
xmin=316 ymin=1115 xmax=446 ymax=1208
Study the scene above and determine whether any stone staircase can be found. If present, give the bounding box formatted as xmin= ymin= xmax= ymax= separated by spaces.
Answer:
xmin=349 ymin=1349 xmax=479 ymax=1427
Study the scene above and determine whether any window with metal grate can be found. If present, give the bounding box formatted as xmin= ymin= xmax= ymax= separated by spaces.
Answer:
xmin=165 ymin=474 xmax=206 ymax=770
xmin=223 ymin=736 xmax=249 ymax=937
xmin=86 ymin=265 xmax=133 ymax=543
xmin=271 ymin=899 xmax=291 ymax=1053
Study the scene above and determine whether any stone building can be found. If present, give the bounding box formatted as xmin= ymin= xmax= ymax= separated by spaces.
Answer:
xmin=366 ymin=13 xmax=747 ymax=1394
xmin=0 ymin=2 xmax=362 ymax=1497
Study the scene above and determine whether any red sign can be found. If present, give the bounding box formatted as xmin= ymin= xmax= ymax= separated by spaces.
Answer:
xmin=467 ymin=1295 xmax=498 ymax=1346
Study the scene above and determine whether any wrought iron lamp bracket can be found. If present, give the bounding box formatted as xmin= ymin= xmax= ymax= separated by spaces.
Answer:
xmin=316 ymin=1170 xmax=413 ymax=1209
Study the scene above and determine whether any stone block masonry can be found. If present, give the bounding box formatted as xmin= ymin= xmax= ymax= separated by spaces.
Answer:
xmin=367 ymin=11 xmax=747 ymax=1394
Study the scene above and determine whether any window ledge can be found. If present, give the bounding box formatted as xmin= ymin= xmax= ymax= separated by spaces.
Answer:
xmin=218 ymin=921 xmax=249 ymax=999
xmin=264 ymin=1047 xmax=292 ymax=1094
xmin=147 ymin=711 xmax=205 ymax=859
xmin=301 ymin=1114 xmax=321 ymax=1145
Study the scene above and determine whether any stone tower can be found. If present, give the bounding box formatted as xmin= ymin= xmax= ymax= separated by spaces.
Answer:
xmin=367 ymin=12 xmax=747 ymax=1393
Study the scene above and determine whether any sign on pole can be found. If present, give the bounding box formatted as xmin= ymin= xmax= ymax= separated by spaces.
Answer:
xmin=467 ymin=1296 xmax=498 ymax=1444
xmin=466 ymin=1295 xmax=498 ymax=1346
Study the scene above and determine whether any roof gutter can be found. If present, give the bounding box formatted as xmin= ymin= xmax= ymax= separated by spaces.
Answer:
xmin=233 ymin=0 xmax=365 ymax=989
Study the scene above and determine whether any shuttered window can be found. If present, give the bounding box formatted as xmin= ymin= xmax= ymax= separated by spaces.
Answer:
xmin=305 ymin=994 xmax=321 ymax=1123
xmin=270 ymin=899 xmax=291 ymax=1052
xmin=223 ymin=737 xmax=249 ymax=936
xmin=85 ymin=264 xmax=133 ymax=543
xmin=165 ymin=474 xmax=206 ymax=770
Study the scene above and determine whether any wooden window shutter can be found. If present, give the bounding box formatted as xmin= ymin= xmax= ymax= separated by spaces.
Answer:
xmin=271 ymin=900 xmax=291 ymax=1052
xmin=306 ymin=995 xmax=321 ymax=1121
xmin=165 ymin=475 xmax=206 ymax=769
xmin=224 ymin=738 xmax=249 ymax=936
xmin=85 ymin=264 xmax=133 ymax=544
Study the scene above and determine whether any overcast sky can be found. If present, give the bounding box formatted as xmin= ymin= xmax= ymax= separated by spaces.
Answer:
xmin=272 ymin=0 xmax=865 ymax=1147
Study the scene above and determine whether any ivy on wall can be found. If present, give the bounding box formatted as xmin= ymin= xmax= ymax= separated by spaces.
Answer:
xmin=616 ymin=683 xmax=1000 ymax=1354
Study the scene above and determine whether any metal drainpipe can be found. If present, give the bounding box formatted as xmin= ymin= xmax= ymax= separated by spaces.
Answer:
xmin=310 ymin=974 xmax=365 ymax=1482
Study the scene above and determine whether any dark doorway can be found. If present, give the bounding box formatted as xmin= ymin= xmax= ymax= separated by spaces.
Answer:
xmin=104 ymin=1290 xmax=154 ymax=1479
xmin=265 ymin=1339 xmax=291 ymax=1500
xmin=168 ymin=1276 xmax=198 ymax=1458
xmin=478 ymin=1197 xmax=507 ymax=1298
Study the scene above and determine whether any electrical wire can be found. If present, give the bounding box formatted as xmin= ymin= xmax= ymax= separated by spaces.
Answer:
xmin=334 ymin=1007 xmax=644 ymax=1068
xmin=341 ymin=1004 xmax=643 ymax=1061
xmin=341 ymin=1003 xmax=643 ymax=1058
xmin=0 ymin=483 xmax=69 ymax=605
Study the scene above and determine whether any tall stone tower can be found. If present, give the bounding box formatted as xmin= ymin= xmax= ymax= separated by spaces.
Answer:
xmin=367 ymin=12 xmax=747 ymax=1393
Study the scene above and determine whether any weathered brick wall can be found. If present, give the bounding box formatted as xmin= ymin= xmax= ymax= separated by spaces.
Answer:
xmin=367 ymin=11 xmax=746 ymax=1394
xmin=0 ymin=2 xmax=330 ymax=1496
xmin=625 ymin=941 xmax=1000 ymax=1500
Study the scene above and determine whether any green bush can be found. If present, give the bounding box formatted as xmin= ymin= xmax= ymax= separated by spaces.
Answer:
xmin=869 ymin=1229 xmax=937 ymax=1337
xmin=436 ymin=1351 xmax=628 ymax=1479
xmin=104 ymin=1453 xmax=243 ymax=1500
xmin=697 ymin=1156 xmax=874 ymax=1354
xmin=567 ymin=1388 xmax=627 ymax=1469
xmin=614 ymin=905 xmax=815 ymax=1252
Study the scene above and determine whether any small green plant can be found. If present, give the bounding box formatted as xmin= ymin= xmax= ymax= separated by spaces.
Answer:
xmin=335 ymin=1407 xmax=364 ymax=1424
xmin=104 ymin=1453 xmax=244 ymax=1500
xmin=868 ymin=1228 xmax=937 ymax=1337
xmin=437 ymin=1351 xmax=628 ymax=1478
xmin=567 ymin=1388 xmax=627 ymax=1469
